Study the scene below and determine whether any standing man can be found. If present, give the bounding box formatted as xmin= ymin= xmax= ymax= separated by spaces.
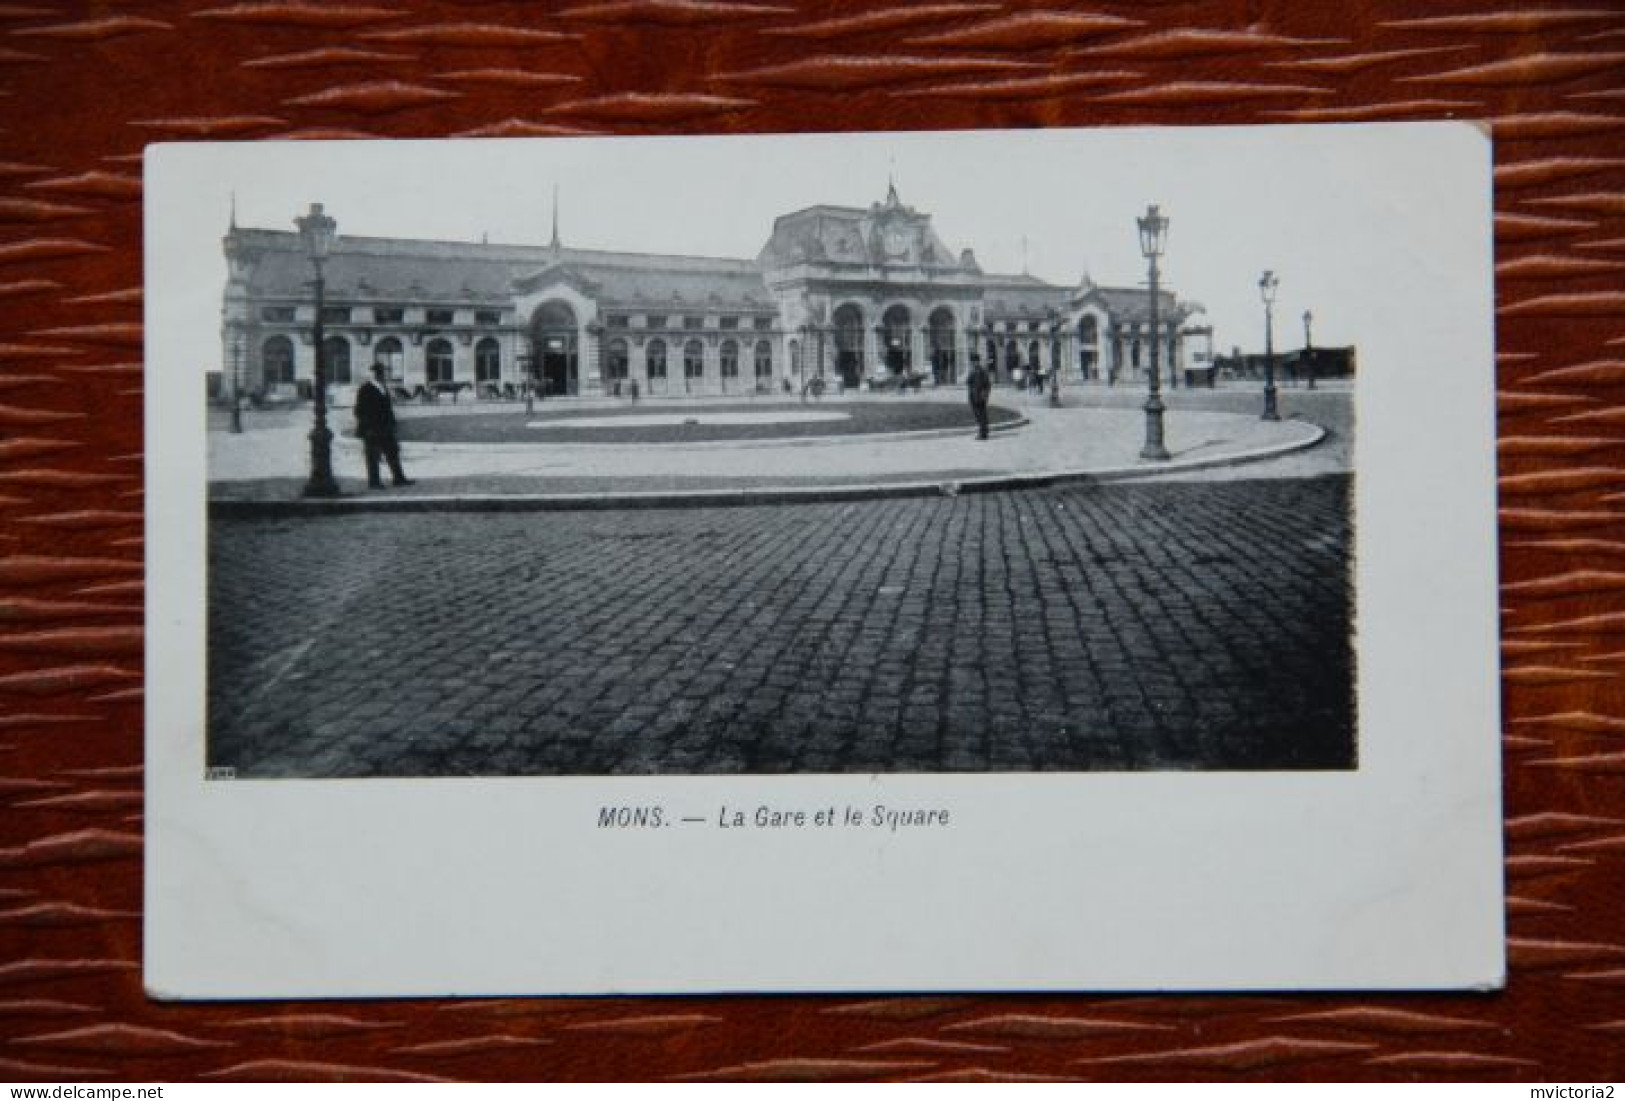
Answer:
xmin=966 ymin=353 xmax=992 ymax=440
xmin=355 ymin=362 xmax=414 ymax=488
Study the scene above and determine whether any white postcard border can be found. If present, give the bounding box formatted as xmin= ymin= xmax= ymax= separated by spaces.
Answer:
xmin=144 ymin=123 xmax=1502 ymax=996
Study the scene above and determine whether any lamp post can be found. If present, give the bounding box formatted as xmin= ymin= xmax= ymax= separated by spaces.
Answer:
xmin=1136 ymin=204 xmax=1170 ymax=461
xmin=1260 ymin=270 xmax=1280 ymax=421
xmin=1303 ymin=308 xmax=1316 ymax=390
xmin=228 ymin=327 xmax=245 ymax=434
xmin=296 ymin=202 xmax=340 ymax=497
xmin=1046 ymin=309 xmax=1062 ymax=408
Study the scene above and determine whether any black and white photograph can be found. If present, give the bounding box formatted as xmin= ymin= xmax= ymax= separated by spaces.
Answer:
xmin=194 ymin=128 xmax=1365 ymax=780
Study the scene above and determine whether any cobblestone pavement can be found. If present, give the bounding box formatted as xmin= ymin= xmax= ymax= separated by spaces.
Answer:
xmin=209 ymin=475 xmax=1355 ymax=776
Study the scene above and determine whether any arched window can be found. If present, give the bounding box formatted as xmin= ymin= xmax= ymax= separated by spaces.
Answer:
xmin=606 ymin=338 xmax=629 ymax=381
xmin=427 ymin=338 xmax=455 ymax=385
xmin=1075 ymin=317 xmax=1098 ymax=379
xmin=321 ymin=336 xmax=351 ymax=385
xmin=261 ymin=335 xmax=295 ymax=386
xmin=646 ymin=339 xmax=667 ymax=379
xmin=754 ymin=340 xmax=772 ymax=381
xmin=375 ymin=336 xmax=405 ymax=381
xmin=881 ymin=304 xmax=912 ymax=374
xmin=789 ymin=339 xmax=801 ymax=381
xmin=832 ymin=303 xmax=866 ymax=387
xmin=720 ymin=339 xmax=739 ymax=380
xmin=475 ymin=337 xmax=502 ymax=383
xmin=683 ymin=339 xmax=704 ymax=384
xmin=1028 ymin=339 xmax=1043 ymax=374
xmin=928 ymin=307 xmax=957 ymax=383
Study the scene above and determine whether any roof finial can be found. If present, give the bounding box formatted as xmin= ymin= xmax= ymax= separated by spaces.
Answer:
xmin=229 ymin=190 xmax=237 ymax=231
xmin=549 ymin=183 xmax=561 ymax=252
xmin=885 ymin=160 xmax=899 ymax=208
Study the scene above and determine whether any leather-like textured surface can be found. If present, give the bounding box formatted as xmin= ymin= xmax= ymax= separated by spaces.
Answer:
xmin=2 ymin=0 xmax=1622 ymax=1082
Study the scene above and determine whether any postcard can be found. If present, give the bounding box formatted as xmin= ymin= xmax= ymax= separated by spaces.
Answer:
xmin=145 ymin=123 xmax=1502 ymax=995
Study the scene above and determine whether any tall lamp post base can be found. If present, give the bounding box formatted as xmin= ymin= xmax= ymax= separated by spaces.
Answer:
xmin=1262 ymin=384 xmax=1280 ymax=422
xmin=1140 ymin=395 xmax=1170 ymax=461
xmin=303 ymin=423 xmax=341 ymax=498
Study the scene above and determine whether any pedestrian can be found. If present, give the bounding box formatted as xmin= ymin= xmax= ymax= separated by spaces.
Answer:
xmin=355 ymin=362 xmax=414 ymax=488
xmin=967 ymin=354 xmax=992 ymax=440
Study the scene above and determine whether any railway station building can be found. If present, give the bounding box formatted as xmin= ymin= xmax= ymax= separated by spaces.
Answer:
xmin=221 ymin=185 xmax=1212 ymax=401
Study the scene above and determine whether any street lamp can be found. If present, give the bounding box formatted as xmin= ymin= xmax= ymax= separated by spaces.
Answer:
xmin=228 ymin=327 xmax=245 ymax=434
xmin=1259 ymin=270 xmax=1280 ymax=421
xmin=1046 ymin=308 xmax=1062 ymax=408
xmin=1136 ymin=204 xmax=1170 ymax=461
xmin=296 ymin=202 xmax=340 ymax=497
xmin=1303 ymin=308 xmax=1316 ymax=391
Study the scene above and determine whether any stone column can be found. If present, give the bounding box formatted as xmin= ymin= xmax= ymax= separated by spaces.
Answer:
xmin=584 ymin=325 xmax=601 ymax=396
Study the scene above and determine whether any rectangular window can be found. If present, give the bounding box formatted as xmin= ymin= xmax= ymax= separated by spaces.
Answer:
xmin=260 ymin=306 xmax=295 ymax=322
xmin=684 ymin=316 xmax=704 ymax=331
xmin=474 ymin=309 xmax=502 ymax=326
xmin=426 ymin=308 xmax=455 ymax=326
xmin=720 ymin=316 xmax=739 ymax=330
xmin=372 ymin=307 xmax=404 ymax=324
xmin=644 ymin=315 xmax=666 ymax=330
xmin=606 ymin=315 xmax=629 ymax=329
xmin=321 ymin=306 xmax=350 ymax=324
xmin=754 ymin=316 xmax=774 ymax=330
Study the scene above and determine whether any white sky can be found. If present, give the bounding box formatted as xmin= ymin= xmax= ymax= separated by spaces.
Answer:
xmin=147 ymin=123 xmax=1491 ymax=372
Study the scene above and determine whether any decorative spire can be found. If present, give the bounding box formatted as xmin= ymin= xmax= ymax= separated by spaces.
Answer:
xmin=229 ymin=190 xmax=237 ymax=231
xmin=549 ymin=184 xmax=561 ymax=252
xmin=884 ymin=169 xmax=899 ymax=209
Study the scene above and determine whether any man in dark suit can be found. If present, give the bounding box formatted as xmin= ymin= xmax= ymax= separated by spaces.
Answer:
xmin=966 ymin=354 xmax=992 ymax=440
xmin=355 ymin=362 xmax=413 ymax=488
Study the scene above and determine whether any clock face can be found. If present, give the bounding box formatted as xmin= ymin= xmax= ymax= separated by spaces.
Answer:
xmin=884 ymin=229 xmax=909 ymax=258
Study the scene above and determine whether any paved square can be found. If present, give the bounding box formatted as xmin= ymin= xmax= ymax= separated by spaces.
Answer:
xmin=208 ymin=475 xmax=1354 ymax=776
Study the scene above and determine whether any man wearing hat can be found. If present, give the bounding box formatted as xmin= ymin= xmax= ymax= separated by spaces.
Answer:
xmin=354 ymin=362 xmax=414 ymax=488
xmin=966 ymin=353 xmax=992 ymax=441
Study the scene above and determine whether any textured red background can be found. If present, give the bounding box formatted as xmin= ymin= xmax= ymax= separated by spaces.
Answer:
xmin=2 ymin=0 xmax=1623 ymax=1083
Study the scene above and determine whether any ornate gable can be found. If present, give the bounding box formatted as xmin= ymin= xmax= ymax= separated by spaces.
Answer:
xmin=511 ymin=262 xmax=601 ymax=298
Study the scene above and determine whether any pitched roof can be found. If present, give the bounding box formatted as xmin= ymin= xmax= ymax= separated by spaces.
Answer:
xmin=979 ymin=272 xmax=1068 ymax=319
xmin=1078 ymin=284 xmax=1181 ymax=323
xmin=229 ymin=228 xmax=774 ymax=310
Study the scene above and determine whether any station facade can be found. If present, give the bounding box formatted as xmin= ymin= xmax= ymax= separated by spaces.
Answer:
xmin=221 ymin=185 xmax=1212 ymax=400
